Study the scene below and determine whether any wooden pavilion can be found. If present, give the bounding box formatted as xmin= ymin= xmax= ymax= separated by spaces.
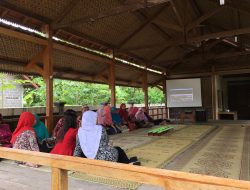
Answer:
xmin=1 ymin=1 xmax=250 ymax=190
xmin=1 ymin=0 xmax=250 ymax=130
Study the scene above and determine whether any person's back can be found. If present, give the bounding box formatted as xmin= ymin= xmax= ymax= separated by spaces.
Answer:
xmin=0 ymin=114 xmax=12 ymax=147
xmin=51 ymin=109 xmax=78 ymax=156
xmin=97 ymin=104 xmax=105 ymax=125
xmin=104 ymin=103 xmax=113 ymax=126
xmin=128 ymin=104 xmax=139 ymax=118
xmin=11 ymin=112 xmax=39 ymax=167
xmin=51 ymin=128 xmax=78 ymax=156
xmin=111 ymin=107 xmax=122 ymax=126
xmin=33 ymin=114 xmax=49 ymax=143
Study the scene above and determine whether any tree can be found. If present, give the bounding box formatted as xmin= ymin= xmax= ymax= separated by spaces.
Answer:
xmin=23 ymin=77 xmax=164 ymax=107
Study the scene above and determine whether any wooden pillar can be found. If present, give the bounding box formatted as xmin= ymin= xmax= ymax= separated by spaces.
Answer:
xmin=109 ymin=52 xmax=116 ymax=107
xmin=162 ymin=79 xmax=168 ymax=118
xmin=51 ymin=168 xmax=68 ymax=190
xmin=142 ymin=71 xmax=148 ymax=112
xmin=43 ymin=25 xmax=54 ymax=133
xmin=211 ymin=67 xmax=218 ymax=120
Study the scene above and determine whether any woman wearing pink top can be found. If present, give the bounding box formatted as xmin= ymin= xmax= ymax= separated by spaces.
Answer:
xmin=103 ymin=103 xmax=113 ymax=126
xmin=97 ymin=103 xmax=105 ymax=125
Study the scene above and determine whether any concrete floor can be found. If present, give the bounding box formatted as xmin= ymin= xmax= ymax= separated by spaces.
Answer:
xmin=0 ymin=161 xmax=163 ymax=190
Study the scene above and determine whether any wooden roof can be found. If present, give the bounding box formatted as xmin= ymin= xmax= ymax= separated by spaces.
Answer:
xmin=1 ymin=0 xmax=250 ymax=83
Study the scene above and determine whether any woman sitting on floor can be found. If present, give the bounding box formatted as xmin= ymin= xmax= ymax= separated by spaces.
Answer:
xmin=97 ymin=103 xmax=105 ymax=125
xmin=103 ymin=102 xmax=121 ymax=135
xmin=74 ymin=111 xmax=140 ymax=165
xmin=52 ymin=116 xmax=63 ymax=139
xmin=33 ymin=114 xmax=50 ymax=152
xmin=50 ymin=109 xmax=78 ymax=156
xmin=0 ymin=114 xmax=12 ymax=148
xmin=33 ymin=114 xmax=49 ymax=142
xmin=111 ymin=107 xmax=122 ymax=127
xmin=128 ymin=103 xmax=139 ymax=119
xmin=119 ymin=103 xmax=128 ymax=125
xmin=11 ymin=112 xmax=39 ymax=167
xmin=119 ymin=103 xmax=137 ymax=131
xmin=76 ymin=105 xmax=90 ymax=128
xmin=135 ymin=108 xmax=153 ymax=128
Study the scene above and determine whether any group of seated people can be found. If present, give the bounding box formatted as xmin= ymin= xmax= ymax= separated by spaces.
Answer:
xmin=0 ymin=103 xmax=167 ymax=167
xmin=0 ymin=103 xmax=150 ymax=167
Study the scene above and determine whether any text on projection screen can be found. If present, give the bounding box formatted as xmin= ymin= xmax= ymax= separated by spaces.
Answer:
xmin=166 ymin=78 xmax=202 ymax=107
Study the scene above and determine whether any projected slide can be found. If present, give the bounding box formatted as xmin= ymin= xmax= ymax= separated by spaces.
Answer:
xmin=167 ymin=79 xmax=202 ymax=107
xmin=169 ymin=88 xmax=193 ymax=103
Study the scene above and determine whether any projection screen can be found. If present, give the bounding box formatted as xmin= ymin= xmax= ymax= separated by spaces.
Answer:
xmin=166 ymin=78 xmax=202 ymax=107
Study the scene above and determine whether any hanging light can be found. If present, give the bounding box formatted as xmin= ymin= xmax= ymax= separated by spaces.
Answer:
xmin=220 ymin=0 xmax=225 ymax=5
xmin=234 ymin=36 xmax=238 ymax=42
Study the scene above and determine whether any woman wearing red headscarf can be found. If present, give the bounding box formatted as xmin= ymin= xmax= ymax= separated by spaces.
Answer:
xmin=119 ymin=103 xmax=128 ymax=124
xmin=11 ymin=112 xmax=39 ymax=167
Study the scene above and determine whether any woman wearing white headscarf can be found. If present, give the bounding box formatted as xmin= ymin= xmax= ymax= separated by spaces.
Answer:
xmin=74 ymin=111 xmax=140 ymax=164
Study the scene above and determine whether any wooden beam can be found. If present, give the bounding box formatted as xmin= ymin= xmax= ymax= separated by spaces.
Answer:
xmin=0 ymin=0 xmax=51 ymax=23
xmin=0 ymin=26 xmax=111 ymax=65
xmin=168 ymin=67 xmax=250 ymax=79
xmin=155 ymin=85 xmax=163 ymax=91
xmin=211 ymin=66 xmax=218 ymax=120
xmin=93 ymin=67 xmax=109 ymax=79
xmin=162 ymin=78 xmax=167 ymax=106
xmin=117 ymin=5 xmax=168 ymax=48
xmin=0 ymin=26 xmax=48 ymax=45
xmin=208 ymin=0 xmax=250 ymax=15
xmin=51 ymin=168 xmax=68 ymax=190
xmin=151 ymin=46 xmax=171 ymax=61
xmin=54 ymin=1 xmax=169 ymax=29
xmin=142 ymin=70 xmax=148 ymax=111
xmin=51 ymin=0 xmax=80 ymax=26
xmin=25 ymin=48 xmax=46 ymax=70
xmin=22 ymin=75 xmax=40 ymax=89
xmin=186 ymin=7 xmax=222 ymax=32
xmin=43 ymin=26 xmax=54 ymax=134
xmin=150 ymin=23 xmax=171 ymax=40
xmin=1 ymin=147 xmax=250 ymax=190
xmin=123 ymin=26 xmax=250 ymax=51
xmin=169 ymin=0 xmax=183 ymax=26
xmin=153 ymin=18 xmax=183 ymax=32
xmin=109 ymin=53 xmax=116 ymax=107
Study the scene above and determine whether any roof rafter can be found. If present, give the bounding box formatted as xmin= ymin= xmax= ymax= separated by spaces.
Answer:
xmin=122 ymin=25 xmax=250 ymax=51
xmin=0 ymin=0 xmax=51 ymax=23
xmin=117 ymin=5 xmax=168 ymax=49
xmin=53 ymin=1 xmax=170 ymax=29
xmin=153 ymin=17 xmax=183 ymax=32
xmin=169 ymin=0 xmax=183 ymax=26
xmin=51 ymin=0 xmax=80 ymax=26
xmin=169 ymin=49 xmax=250 ymax=70
xmin=186 ymin=6 xmax=222 ymax=32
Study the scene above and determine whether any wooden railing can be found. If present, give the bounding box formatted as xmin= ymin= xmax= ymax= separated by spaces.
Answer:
xmin=148 ymin=106 xmax=168 ymax=119
xmin=0 ymin=147 xmax=249 ymax=190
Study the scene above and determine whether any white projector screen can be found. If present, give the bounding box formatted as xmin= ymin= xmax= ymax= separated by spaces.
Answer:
xmin=167 ymin=78 xmax=202 ymax=107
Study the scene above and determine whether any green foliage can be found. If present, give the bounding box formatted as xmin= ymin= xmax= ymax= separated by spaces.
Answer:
xmin=22 ymin=77 xmax=164 ymax=107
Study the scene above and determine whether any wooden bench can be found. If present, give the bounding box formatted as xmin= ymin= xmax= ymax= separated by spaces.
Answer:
xmin=148 ymin=126 xmax=174 ymax=136
xmin=0 ymin=147 xmax=249 ymax=190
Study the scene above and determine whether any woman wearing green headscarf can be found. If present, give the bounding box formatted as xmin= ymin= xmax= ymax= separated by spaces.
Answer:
xmin=33 ymin=114 xmax=49 ymax=143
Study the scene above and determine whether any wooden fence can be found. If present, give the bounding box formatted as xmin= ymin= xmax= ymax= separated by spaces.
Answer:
xmin=0 ymin=147 xmax=249 ymax=190
xmin=148 ymin=106 xmax=168 ymax=119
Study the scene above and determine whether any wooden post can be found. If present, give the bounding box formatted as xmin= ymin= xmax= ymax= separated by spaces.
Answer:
xmin=43 ymin=25 xmax=54 ymax=134
xmin=211 ymin=67 xmax=218 ymax=120
xmin=109 ymin=51 xmax=116 ymax=107
xmin=51 ymin=167 xmax=68 ymax=190
xmin=142 ymin=70 xmax=148 ymax=112
xmin=162 ymin=79 xmax=168 ymax=118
